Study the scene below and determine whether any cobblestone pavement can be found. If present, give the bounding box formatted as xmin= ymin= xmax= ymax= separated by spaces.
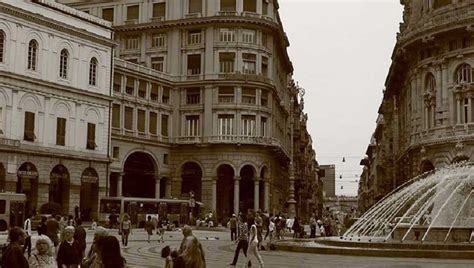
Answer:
xmin=5 ymin=229 xmax=474 ymax=268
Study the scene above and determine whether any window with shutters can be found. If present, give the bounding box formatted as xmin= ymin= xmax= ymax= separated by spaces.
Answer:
xmin=0 ymin=30 xmax=5 ymax=63
xmin=218 ymin=115 xmax=234 ymax=136
xmin=124 ymin=107 xmax=134 ymax=131
xmin=28 ymin=40 xmax=38 ymax=71
xmin=242 ymin=53 xmax=256 ymax=74
xmin=218 ymin=87 xmax=234 ymax=103
xmin=188 ymin=30 xmax=202 ymax=45
xmin=187 ymin=54 xmax=201 ymax=75
xmin=189 ymin=0 xmax=202 ymax=14
xmin=161 ymin=114 xmax=169 ymax=136
xmin=112 ymin=104 xmax=121 ymax=128
xmin=186 ymin=88 xmax=200 ymax=104
xmin=56 ymin=117 xmax=66 ymax=146
xmin=242 ymin=30 xmax=256 ymax=44
xmin=102 ymin=8 xmax=114 ymax=22
xmin=261 ymin=117 xmax=267 ymax=137
xmin=242 ymin=88 xmax=256 ymax=104
xmin=241 ymin=115 xmax=256 ymax=136
xmin=86 ymin=123 xmax=96 ymax=150
xmin=149 ymin=112 xmax=157 ymax=135
xmin=152 ymin=33 xmax=166 ymax=48
xmin=220 ymin=0 xmax=236 ymax=11
xmin=185 ymin=115 xmax=200 ymax=136
xmin=150 ymin=84 xmax=159 ymax=102
xmin=151 ymin=56 xmax=164 ymax=72
xmin=137 ymin=109 xmax=146 ymax=133
xmin=127 ymin=5 xmax=139 ymax=20
xmin=261 ymin=56 xmax=268 ymax=77
xmin=220 ymin=28 xmax=235 ymax=42
xmin=219 ymin=53 xmax=235 ymax=73
xmin=24 ymin=112 xmax=35 ymax=141
xmin=153 ymin=3 xmax=166 ymax=18
xmin=125 ymin=36 xmax=139 ymax=50
xmin=162 ymin=87 xmax=170 ymax=104
xmin=89 ymin=57 xmax=98 ymax=86
xmin=243 ymin=0 xmax=257 ymax=12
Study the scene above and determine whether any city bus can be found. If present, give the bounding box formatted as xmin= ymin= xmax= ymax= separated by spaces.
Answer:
xmin=99 ymin=197 xmax=204 ymax=228
xmin=0 ymin=192 xmax=27 ymax=231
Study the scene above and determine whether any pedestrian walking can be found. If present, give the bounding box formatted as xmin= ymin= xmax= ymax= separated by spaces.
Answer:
xmin=68 ymin=215 xmax=76 ymax=227
xmin=228 ymin=214 xmax=251 ymax=267
xmin=157 ymin=217 xmax=165 ymax=243
xmin=59 ymin=215 xmax=68 ymax=242
xmin=229 ymin=214 xmax=237 ymax=241
xmin=145 ymin=215 xmax=155 ymax=243
xmin=81 ymin=226 xmax=108 ymax=268
xmin=120 ymin=214 xmax=132 ymax=248
xmin=74 ymin=221 xmax=87 ymax=258
xmin=28 ymin=235 xmax=57 ymax=268
xmin=268 ymin=219 xmax=275 ymax=244
xmin=254 ymin=211 xmax=263 ymax=249
xmin=1 ymin=227 xmax=28 ymax=268
xmin=92 ymin=235 xmax=126 ymax=268
xmin=56 ymin=226 xmax=82 ymax=268
xmin=292 ymin=217 xmax=301 ymax=239
xmin=309 ymin=214 xmax=317 ymax=238
xmin=173 ymin=235 xmax=206 ymax=268
xmin=46 ymin=214 xmax=60 ymax=252
xmin=23 ymin=213 xmax=32 ymax=258
xmin=244 ymin=224 xmax=264 ymax=268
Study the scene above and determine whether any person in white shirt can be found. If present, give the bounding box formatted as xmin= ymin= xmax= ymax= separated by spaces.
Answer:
xmin=268 ymin=220 xmax=275 ymax=244
xmin=23 ymin=214 xmax=32 ymax=258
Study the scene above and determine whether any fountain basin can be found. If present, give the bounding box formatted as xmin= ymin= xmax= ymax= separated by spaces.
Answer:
xmin=392 ymin=226 xmax=474 ymax=243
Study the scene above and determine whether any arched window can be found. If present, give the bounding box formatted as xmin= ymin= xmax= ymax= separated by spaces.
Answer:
xmin=89 ymin=57 xmax=98 ymax=86
xmin=455 ymin=63 xmax=473 ymax=84
xmin=27 ymin=40 xmax=38 ymax=71
xmin=425 ymin=73 xmax=436 ymax=92
xmin=59 ymin=49 xmax=69 ymax=79
xmin=0 ymin=30 xmax=5 ymax=63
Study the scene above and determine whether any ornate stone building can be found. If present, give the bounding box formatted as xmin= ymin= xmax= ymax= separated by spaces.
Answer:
xmin=59 ymin=0 xmax=322 ymax=222
xmin=0 ymin=0 xmax=114 ymax=219
xmin=359 ymin=0 xmax=474 ymax=212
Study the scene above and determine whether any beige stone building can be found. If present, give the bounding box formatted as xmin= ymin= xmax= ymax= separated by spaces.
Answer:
xmin=359 ymin=0 xmax=474 ymax=212
xmin=59 ymin=0 xmax=322 ymax=223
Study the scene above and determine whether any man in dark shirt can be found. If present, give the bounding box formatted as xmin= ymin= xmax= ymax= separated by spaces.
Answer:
xmin=229 ymin=214 xmax=251 ymax=266
xmin=74 ymin=221 xmax=87 ymax=258
xmin=1 ymin=227 xmax=28 ymax=268
xmin=229 ymin=214 xmax=237 ymax=241
xmin=57 ymin=226 xmax=82 ymax=267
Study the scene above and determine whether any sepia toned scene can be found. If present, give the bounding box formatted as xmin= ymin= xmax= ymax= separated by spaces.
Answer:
xmin=0 ymin=0 xmax=474 ymax=267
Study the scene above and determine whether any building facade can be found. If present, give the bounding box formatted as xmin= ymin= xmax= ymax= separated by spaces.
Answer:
xmin=58 ymin=0 xmax=322 ymax=223
xmin=0 ymin=0 xmax=114 ymax=220
xmin=319 ymin=164 xmax=335 ymax=198
xmin=359 ymin=0 xmax=474 ymax=212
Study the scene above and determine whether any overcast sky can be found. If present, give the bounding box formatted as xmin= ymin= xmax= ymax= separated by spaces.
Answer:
xmin=278 ymin=0 xmax=404 ymax=196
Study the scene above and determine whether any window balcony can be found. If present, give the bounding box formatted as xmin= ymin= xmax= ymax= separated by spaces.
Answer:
xmin=242 ymin=96 xmax=256 ymax=105
xmin=150 ymin=16 xmax=164 ymax=23
xmin=124 ymin=19 xmax=138 ymax=25
xmin=185 ymin=13 xmax=202 ymax=19
xmin=176 ymin=136 xmax=202 ymax=143
xmin=241 ymin=11 xmax=260 ymax=18
xmin=217 ymin=11 xmax=238 ymax=16
xmin=218 ymin=96 xmax=234 ymax=103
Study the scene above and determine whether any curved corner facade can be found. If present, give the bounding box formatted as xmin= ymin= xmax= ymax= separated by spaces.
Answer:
xmin=359 ymin=0 xmax=474 ymax=212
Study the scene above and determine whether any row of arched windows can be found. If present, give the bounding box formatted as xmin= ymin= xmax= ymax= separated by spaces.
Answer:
xmin=0 ymin=30 xmax=98 ymax=87
xmin=424 ymin=63 xmax=473 ymax=91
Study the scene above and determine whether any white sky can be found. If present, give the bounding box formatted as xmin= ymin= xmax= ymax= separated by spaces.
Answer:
xmin=278 ymin=0 xmax=404 ymax=196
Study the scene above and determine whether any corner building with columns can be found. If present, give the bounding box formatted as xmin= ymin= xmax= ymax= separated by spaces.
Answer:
xmin=61 ymin=0 xmax=321 ymax=223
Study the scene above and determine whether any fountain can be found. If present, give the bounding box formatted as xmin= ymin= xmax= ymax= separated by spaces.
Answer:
xmin=275 ymin=163 xmax=474 ymax=259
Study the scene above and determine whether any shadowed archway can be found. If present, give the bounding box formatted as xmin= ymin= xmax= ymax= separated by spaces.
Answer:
xmin=217 ymin=164 xmax=234 ymax=224
xmin=123 ymin=152 xmax=157 ymax=198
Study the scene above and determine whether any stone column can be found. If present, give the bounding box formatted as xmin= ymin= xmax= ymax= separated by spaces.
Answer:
xmin=212 ymin=177 xmax=217 ymax=212
xmin=154 ymin=175 xmax=161 ymax=198
xmin=117 ymin=172 xmax=124 ymax=197
xmin=254 ymin=178 xmax=260 ymax=211
xmin=264 ymin=179 xmax=270 ymax=212
xmin=424 ymin=106 xmax=428 ymax=129
xmin=165 ymin=177 xmax=172 ymax=198
xmin=456 ymin=97 xmax=462 ymax=124
xmin=468 ymin=97 xmax=472 ymax=123
xmin=234 ymin=176 xmax=240 ymax=214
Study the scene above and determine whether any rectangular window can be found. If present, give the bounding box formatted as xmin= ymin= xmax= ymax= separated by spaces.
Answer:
xmin=243 ymin=0 xmax=257 ymax=12
xmin=125 ymin=77 xmax=135 ymax=95
xmin=242 ymin=53 xmax=256 ymax=74
xmin=262 ymin=0 xmax=268 ymax=15
xmin=113 ymin=146 xmax=120 ymax=158
xmin=218 ymin=115 xmax=234 ymax=136
xmin=241 ymin=115 xmax=256 ymax=136
xmin=261 ymin=56 xmax=268 ymax=77
xmin=220 ymin=28 xmax=235 ymax=42
xmin=112 ymin=104 xmax=121 ymax=128
xmin=242 ymin=88 xmax=256 ymax=104
xmin=162 ymin=87 xmax=170 ymax=104
xmin=186 ymin=88 xmax=200 ymax=104
xmin=24 ymin=111 xmax=35 ymax=141
xmin=0 ymin=33 xmax=4 ymax=63
xmin=153 ymin=3 xmax=166 ymax=18
xmin=127 ymin=5 xmax=139 ymax=20
xmin=187 ymin=54 xmax=201 ymax=75
xmin=149 ymin=112 xmax=157 ymax=135
xmin=113 ymin=74 xmax=121 ymax=93
xmin=151 ymin=56 xmax=164 ymax=72
xmin=242 ymin=30 xmax=256 ymax=44
xmin=137 ymin=109 xmax=146 ymax=133
xmin=261 ymin=90 xmax=268 ymax=106
xmin=219 ymin=52 xmax=235 ymax=73
xmin=86 ymin=123 xmax=96 ymax=150
xmin=56 ymin=117 xmax=66 ymax=146
xmin=150 ymin=84 xmax=159 ymax=102
xmin=185 ymin=115 xmax=200 ymax=136
xmin=102 ymin=8 xmax=114 ymax=22
xmin=124 ymin=107 xmax=134 ymax=130
xmin=152 ymin=33 xmax=166 ymax=48
xmin=188 ymin=30 xmax=202 ymax=45
xmin=138 ymin=80 xmax=147 ymax=98
xmin=261 ymin=117 xmax=267 ymax=136
xmin=218 ymin=87 xmax=234 ymax=103
xmin=262 ymin=33 xmax=269 ymax=48
xmin=163 ymin=154 xmax=169 ymax=164
xmin=125 ymin=36 xmax=139 ymax=50
xmin=161 ymin=114 xmax=169 ymax=136
xmin=220 ymin=0 xmax=236 ymax=11
xmin=189 ymin=0 xmax=202 ymax=14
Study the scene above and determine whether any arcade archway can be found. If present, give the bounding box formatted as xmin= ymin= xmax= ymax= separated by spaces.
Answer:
xmin=123 ymin=152 xmax=157 ymax=198
xmin=49 ymin=164 xmax=70 ymax=215
xmin=240 ymin=165 xmax=255 ymax=214
xmin=17 ymin=162 xmax=38 ymax=215
xmin=181 ymin=162 xmax=202 ymax=201
xmin=217 ymin=164 xmax=234 ymax=223
xmin=80 ymin=167 xmax=99 ymax=221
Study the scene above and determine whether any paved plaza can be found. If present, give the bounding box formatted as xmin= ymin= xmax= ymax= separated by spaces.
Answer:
xmin=4 ymin=229 xmax=474 ymax=268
